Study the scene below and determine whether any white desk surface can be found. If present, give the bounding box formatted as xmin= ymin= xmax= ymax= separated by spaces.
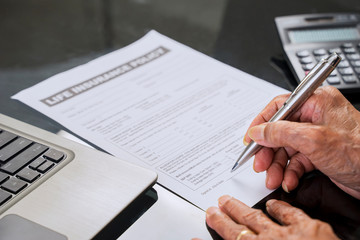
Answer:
xmin=119 ymin=184 xmax=212 ymax=240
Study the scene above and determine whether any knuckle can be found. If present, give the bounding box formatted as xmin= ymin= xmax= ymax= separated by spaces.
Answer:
xmin=281 ymin=212 xmax=293 ymax=223
xmin=272 ymin=95 xmax=284 ymax=104
xmin=243 ymin=209 xmax=263 ymax=223
xmin=311 ymin=219 xmax=334 ymax=232
xmin=265 ymin=122 xmax=289 ymax=146
xmin=263 ymin=122 xmax=277 ymax=144
xmin=323 ymin=85 xmax=341 ymax=96
xmin=272 ymin=160 xmax=286 ymax=171
xmin=317 ymin=86 xmax=340 ymax=98
xmin=299 ymin=126 xmax=327 ymax=154
xmin=222 ymin=198 xmax=238 ymax=215
xmin=316 ymin=86 xmax=343 ymax=110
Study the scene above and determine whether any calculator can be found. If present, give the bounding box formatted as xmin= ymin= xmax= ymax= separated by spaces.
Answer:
xmin=275 ymin=13 xmax=360 ymax=93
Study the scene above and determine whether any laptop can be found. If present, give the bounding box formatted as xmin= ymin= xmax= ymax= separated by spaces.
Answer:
xmin=0 ymin=113 xmax=157 ymax=239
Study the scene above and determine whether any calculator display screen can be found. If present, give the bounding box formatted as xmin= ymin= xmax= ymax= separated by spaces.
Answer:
xmin=288 ymin=27 xmax=360 ymax=43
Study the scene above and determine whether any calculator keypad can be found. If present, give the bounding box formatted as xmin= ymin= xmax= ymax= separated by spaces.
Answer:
xmin=296 ymin=43 xmax=360 ymax=87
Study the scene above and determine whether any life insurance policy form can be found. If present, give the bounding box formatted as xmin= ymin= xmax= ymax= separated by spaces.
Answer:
xmin=13 ymin=30 xmax=288 ymax=210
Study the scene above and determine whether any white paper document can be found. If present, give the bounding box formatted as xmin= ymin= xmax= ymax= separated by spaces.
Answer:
xmin=13 ymin=31 xmax=288 ymax=210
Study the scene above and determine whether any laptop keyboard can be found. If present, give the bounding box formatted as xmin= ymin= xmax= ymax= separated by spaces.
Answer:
xmin=0 ymin=128 xmax=65 ymax=207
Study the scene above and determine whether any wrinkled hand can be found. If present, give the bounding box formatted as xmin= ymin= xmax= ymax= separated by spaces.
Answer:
xmin=243 ymin=86 xmax=360 ymax=199
xmin=205 ymin=195 xmax=339 ymax=240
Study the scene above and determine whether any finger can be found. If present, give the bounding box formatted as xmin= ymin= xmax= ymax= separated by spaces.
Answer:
xmin=206 ymin=207 xmax=256 ymax=240
xmin=253 ymin=147 xmax=274 ymax=173
xmin=248 ymin=121 xmax=328 ymax=156
xmin=218 ymin=195 xmax=277 ymax=233
xmin=282 ymin=153 xmax=315 ymax=192
xmin=265 ymin=148 xmax=289 ymax=190
xmin=244 ymin=94 xmax=290 ymax=144
xmin=283 ymin=146 xmax=297 ymax=158
xmin=244 ymin=86 xmax=342 ymax=145
xmin=266 ymin=199 xmax=311 ymax=225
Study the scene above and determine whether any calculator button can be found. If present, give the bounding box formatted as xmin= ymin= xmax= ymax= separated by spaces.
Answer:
xmin=342 ymin=75 xmax=358 ymax=84
xmin=346 ymin=53 xmax=360 ymax=60
xmin=315 ymin=55 xmax=328 ymax=61
xmin=296 ymin=50 xmax=310 ymax=58
xmin=337 ymin=60 xmax=350 ymax=68
xmin=328 ymin=48 xmax=342 ymax=54
xmin=327 ymin=76 xmax=341 ymax=85
xmin=299 ymin=56 xmax=313 ymax=64
xmin=339 ymin=53 xmax=346 ymax=60
xmin=302 ymin=63 xmax=316 ymax=71
xmin=351 ymin=60 xmax=360 ymax=67
xmin=354 ymin=67 xmax=360 ymax=74
xmin=343 ymin=47 xmax=357 ymax=54
xmin=329 ymin=70 xmax=338 ymax=77
xmin=313 ymin=49 xmax=327 ymax=56
xmin=341 ymin=43 xmax=353 ymax=48
xmin=338 ymin=67 xmax=354 ymax=75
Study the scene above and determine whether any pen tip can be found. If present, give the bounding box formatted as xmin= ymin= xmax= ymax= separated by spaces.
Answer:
xmin=231 ymin=163 xmax=238 ymax=172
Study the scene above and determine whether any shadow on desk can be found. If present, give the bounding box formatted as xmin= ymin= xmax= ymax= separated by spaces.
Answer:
xmin=93 ymin=188 xmax=158 ymax=240
xmin=207 ymin=171 xmax=360 ymax=240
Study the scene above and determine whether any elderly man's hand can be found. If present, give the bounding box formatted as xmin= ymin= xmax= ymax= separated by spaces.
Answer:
xmin=243 ymin=86 xmax=360 ymax=199
xmin=205 ymin=195 xmax=339 ymax=240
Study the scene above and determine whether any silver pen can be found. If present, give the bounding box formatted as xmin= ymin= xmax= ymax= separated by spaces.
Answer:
xmin=231 ymin=52 xmax=341 ymax=172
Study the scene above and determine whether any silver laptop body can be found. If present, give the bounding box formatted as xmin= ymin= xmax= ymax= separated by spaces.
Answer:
xmin=0 ymin=113 xmax=157 ymax=239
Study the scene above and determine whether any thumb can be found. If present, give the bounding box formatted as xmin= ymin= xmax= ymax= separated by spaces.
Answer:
xmin=248 ymin=121 xmax=321 ymax=152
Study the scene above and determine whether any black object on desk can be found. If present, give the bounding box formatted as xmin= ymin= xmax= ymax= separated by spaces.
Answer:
xmin=254 ymin=171 xmax=360 ymax=240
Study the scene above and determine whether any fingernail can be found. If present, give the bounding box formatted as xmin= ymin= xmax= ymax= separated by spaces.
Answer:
xmin=282 ymin=182 xmax=290 ymax=193
xmin=218 ymin=195 xmax=232 ymax=207
xmin=266 ymin=199 xmax=276 ymax=212
xmin=248 ymin=124 xmax=266 ymax=142
xmin=266 ymin=199 xmax=276 ymax=206
xmin=243 ymin=136 xmax=249 ymax=146
xmin=253 ymin=160 xmax=259 ymax=173
xmin=206 ymin=207 xmax=220 ymax=218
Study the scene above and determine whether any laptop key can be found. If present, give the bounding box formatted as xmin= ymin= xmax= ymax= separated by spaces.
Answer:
xmin=29 ymin=157 xmax=46 ymax=170
xmin=0 ymin=189 xmax=11 ymax=205
xmin=37 ymin=161 xmax=54 ymax=173
xmin=0 ymin=137 xmax=32 ymax=162
xmin=43 ymin=149 xmax=64 ymax=162
xmin=1 ymin=177 xmax=27 ymax=194
xmin=0 ymin=131 xmax=17 ymax=148
xmin=0 ymin=127 xmax=70 ymax=212
xmin=0 ymin=172 xmax=9 ymax=184
xmin=17 ymin=168 xmax=41 ymax=183
xmin=1 ymin=143 xmax=48 ymax=175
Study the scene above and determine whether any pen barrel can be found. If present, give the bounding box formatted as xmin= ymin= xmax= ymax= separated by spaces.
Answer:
xmin=232 ymin=53 xmax=340 ymax=172
xmin=243 ymin=141 xmax=262 ymax=159
xmin=270 ymin=54 xmax=340 ymax=122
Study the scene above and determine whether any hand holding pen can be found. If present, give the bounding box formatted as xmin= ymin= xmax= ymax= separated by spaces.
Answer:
xmin=207 ymin=52 xmax=360 ymax=240
xmin=231 ymin=53 xmax=341 ymax=173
